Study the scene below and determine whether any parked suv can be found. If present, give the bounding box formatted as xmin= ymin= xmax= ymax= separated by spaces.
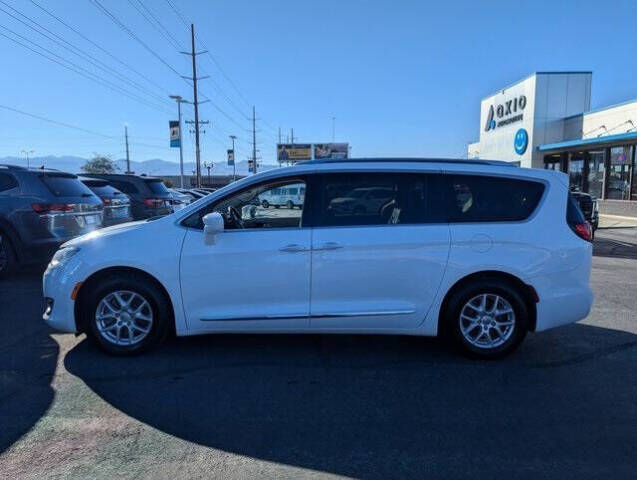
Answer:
xmin=43 ymin=159 xmax=593 ymax=358
xmin=0 ymin=165 xmax=102 ymax=277
xmin=79 ymin=177 xmax=132 ymax=227
xmin=81 ymin=174 xmax=172 ymax=220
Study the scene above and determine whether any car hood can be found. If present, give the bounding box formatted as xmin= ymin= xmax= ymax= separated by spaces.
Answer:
xmin=61 ymin=220 xmax=149 ymax=248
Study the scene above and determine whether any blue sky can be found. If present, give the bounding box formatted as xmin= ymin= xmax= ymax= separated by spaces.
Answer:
xmin=1 ymin=0 xmax=636 ymax=167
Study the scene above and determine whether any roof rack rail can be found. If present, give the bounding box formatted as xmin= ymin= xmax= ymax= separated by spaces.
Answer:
xmin=297 ymin=157 xmax=517 ymax=167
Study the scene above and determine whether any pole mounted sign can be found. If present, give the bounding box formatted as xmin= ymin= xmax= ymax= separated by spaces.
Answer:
xmin=227 ymin=149 xmax=235 ymax=166
xmin=169 ymin=121 xmax=181 ymax=147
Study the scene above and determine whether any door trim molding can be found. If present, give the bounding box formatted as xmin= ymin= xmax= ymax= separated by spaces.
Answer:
xmin=200 ymin=310 xmax=415 ymax=322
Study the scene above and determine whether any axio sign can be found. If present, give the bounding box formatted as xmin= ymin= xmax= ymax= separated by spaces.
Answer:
xmin=484 ymin=95 xmax=527 ymax=132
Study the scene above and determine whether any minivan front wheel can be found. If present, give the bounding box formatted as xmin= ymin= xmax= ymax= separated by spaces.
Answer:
xmin=83 ymin=274 xmax=171 ymax=355
xmin=445 ymin=280 xmax=528 ymax=358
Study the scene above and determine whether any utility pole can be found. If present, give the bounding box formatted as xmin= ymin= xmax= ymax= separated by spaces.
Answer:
xmin=203 ymin=161 xmax=212 ymax=185
xmin=181 ymin=24 xmax=208 ymax=188
xmin=278 ymin=126 xmax=281 ymax=144
xmin=229 ymin=135 xmax=237 ymax=181
xmin=290 ymin=128 xmax=295 ymax=144
xmin=169 ymin=95 xmax=189 ymax=188
xmin=124 ymin=125 xmax=130 ymax=173
xmin=252 ymin=106 xmax=257 ymax=174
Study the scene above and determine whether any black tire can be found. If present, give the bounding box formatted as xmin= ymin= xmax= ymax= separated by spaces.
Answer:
xmin=444 ymin=279 xmax=528 ymax=359
xmin=82 ymin=273 xmax=172 ymax=355
xmin=286 ymin=200 xmax=294 ymax=209
xmin=0 ymin=231 xmax=16 ymax=279
xmin=261 ymin=200 xmax=269 ymax=208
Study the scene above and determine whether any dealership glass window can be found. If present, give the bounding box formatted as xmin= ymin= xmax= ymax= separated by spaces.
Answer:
xmin=544 ymin=155 xmax=561 ymax=171
xmin=568 ymin=158 xmax=584 ymax=192
xmin=182 ymin=178 xmax=306 ymax=230
xmin=607 ymin=146 xmax=632 ymax=200
xmin=587 ymin=151 xmax=605 ymax=199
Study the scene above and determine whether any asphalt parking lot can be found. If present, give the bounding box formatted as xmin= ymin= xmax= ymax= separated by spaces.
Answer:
xmin=1 ymin=228 xmax=636 ymax=479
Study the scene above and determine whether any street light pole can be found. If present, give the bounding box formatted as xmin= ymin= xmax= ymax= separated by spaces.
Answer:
xmin=21 ymin=149 xmax=34 ymax=169
xmin=229 ymin=135 xmax=237 ymax=182
xmin=169 ymin=95 xmax=189 ymax=188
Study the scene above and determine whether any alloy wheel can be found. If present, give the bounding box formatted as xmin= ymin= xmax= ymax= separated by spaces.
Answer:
xmin=459 ymin=293 xmax=515 ymax=349
xmin=95 ymin=290 xmax=153 ymax=346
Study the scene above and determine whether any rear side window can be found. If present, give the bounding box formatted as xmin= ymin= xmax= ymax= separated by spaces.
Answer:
xmin=39 ymin=174 xmax=94 ymax=197
xmin=315 ymin=173 xmax=444 ymax=227
xmin=445 ymin=175 xmax=545 ymax=222
xmin=0 ymin=173 xmax=18 ymax=192
xmin=145 ymin=180 xmax=169 ymax=195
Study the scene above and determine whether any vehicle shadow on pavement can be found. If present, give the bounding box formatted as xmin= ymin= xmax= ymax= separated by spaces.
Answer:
xmin=65 ymin=325 xmax=637 ymax=479
xmin=0 ymin=267 xmax=59 ymax=454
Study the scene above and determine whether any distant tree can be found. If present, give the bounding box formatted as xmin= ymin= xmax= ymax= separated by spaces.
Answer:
xmin=163 ymin=178 xmax=173 ymax=188
xmin=81 ymin=154 xmax=118 ymax=174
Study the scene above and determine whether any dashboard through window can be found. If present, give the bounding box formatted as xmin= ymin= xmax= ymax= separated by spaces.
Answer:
xmin=182 ymin=178 xmax=307 ymax=230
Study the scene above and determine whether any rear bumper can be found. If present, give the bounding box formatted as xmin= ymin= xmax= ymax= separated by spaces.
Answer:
xmin=534 ymin=284 xmax=593 ymax=331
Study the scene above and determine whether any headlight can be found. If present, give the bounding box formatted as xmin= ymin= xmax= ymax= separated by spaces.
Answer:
xmin=49 ymin=247 xmax=80 ymax=269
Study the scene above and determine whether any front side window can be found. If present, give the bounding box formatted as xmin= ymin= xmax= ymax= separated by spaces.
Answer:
xmin=446 ymin=175 xmax=545 ymax=222
xmin=315 ymin=173 xmax=443 ymax=227
xmin=183 ymin=178 xmax=306 ymax=230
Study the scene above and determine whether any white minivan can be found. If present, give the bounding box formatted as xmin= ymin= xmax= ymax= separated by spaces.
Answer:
xmin=43 ymin=159 xmax=593 ymax=358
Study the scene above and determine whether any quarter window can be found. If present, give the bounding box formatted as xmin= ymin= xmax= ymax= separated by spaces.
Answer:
xmin=445 ymin=175 xmax=545 ymax=222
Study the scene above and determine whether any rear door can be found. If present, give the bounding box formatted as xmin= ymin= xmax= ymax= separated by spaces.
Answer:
xmin=309 ymin=172 xmax=450 ymax=329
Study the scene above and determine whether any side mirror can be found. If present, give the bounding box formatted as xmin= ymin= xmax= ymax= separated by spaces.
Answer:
xmin=202 ymin=212 xmax=224 ymax=245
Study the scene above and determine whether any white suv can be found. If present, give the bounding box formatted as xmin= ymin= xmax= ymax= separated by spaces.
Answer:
xmin=43 ymin=159 xmax=593 ymax=358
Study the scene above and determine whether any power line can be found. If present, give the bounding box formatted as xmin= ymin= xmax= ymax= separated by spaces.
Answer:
xmin=0 ymin=0 xmax=173 ymax=109
xmin=29 ymin=0 xmax=172 ymax=96
xmin=0 ymin=26 xmax=173 ymax=114
xmin=127 ymin=0 xmax=183 ymax=51
xmin=0 ymin=104 xmax=172 ymax=151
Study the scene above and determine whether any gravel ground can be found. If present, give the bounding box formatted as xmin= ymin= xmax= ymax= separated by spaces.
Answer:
xmin=1 ymin=227 xmax=636 ymax=479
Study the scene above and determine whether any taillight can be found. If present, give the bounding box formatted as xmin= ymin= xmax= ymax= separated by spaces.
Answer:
xmin=32 ymin=203 xmax=74 ymax=214
xmin=101 ymin=197 xmax=112 ymax=205
xmin=143 ymin=198 xmax=165 ymax=208
xmin=570 ymin=221 xmax=593 ymax=242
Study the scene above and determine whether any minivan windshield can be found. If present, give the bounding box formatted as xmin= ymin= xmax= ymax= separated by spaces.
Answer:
xmin=40 ymin=173 xmax=95 ymax=197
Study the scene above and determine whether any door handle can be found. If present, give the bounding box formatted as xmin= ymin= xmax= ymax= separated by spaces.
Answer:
xmin=279 ymin=244 xmax=309 ymax=253
xmin=314 ymin=242 xmax=343 ymax=251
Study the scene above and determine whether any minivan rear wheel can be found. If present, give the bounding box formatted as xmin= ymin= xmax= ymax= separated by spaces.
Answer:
xmin=83 ymin=274 xmax=171 ymax=355
xmin=444 ymin=280 xmax=528 ymax=358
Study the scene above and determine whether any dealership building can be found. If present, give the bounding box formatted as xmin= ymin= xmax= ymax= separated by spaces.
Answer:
xmin=468 ymin=71 xmax=637 ymax=215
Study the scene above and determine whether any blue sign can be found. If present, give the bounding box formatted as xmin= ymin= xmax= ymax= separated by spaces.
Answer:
xmin=169 ymin=121 xmax=180 ymax=148
xmin=514 ymin=128 xmax=528 ymax=155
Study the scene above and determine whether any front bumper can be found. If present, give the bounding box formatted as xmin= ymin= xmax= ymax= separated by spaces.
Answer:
xmin=42 ymin=261 xmax=80 ymax=333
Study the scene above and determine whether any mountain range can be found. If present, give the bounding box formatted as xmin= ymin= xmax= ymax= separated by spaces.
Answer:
xmin=0 ymin=155 xmax=278 ymax=176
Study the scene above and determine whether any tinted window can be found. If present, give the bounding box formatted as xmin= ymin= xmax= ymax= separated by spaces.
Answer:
xmin=88 ymin=184 xmax=123 ymax=197
xmin=316 ymin=173 xmax=442 ymax=227
xmin=567 ymin=194 xmax=587 ymax=224
xmin=145 ymin=179 xmax=169 ymax=195
xmin=183 ymin=178 xmax=306 ymax=230
xmin=445 ymin=175 xmax=545 ymax=222
xmin=110 ymin=180 xmax=138 ymax=194
xmin=0 ymin=173 xmax=17 ymax=192
xmin=39 ymin=174 xmax=94 ymax=197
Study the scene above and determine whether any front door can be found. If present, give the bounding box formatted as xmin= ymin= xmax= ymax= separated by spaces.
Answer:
xmin=180 ymin=177 xmax=312 ymax=330
xmin=309 ymin=172 xmax=450 ymax=329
